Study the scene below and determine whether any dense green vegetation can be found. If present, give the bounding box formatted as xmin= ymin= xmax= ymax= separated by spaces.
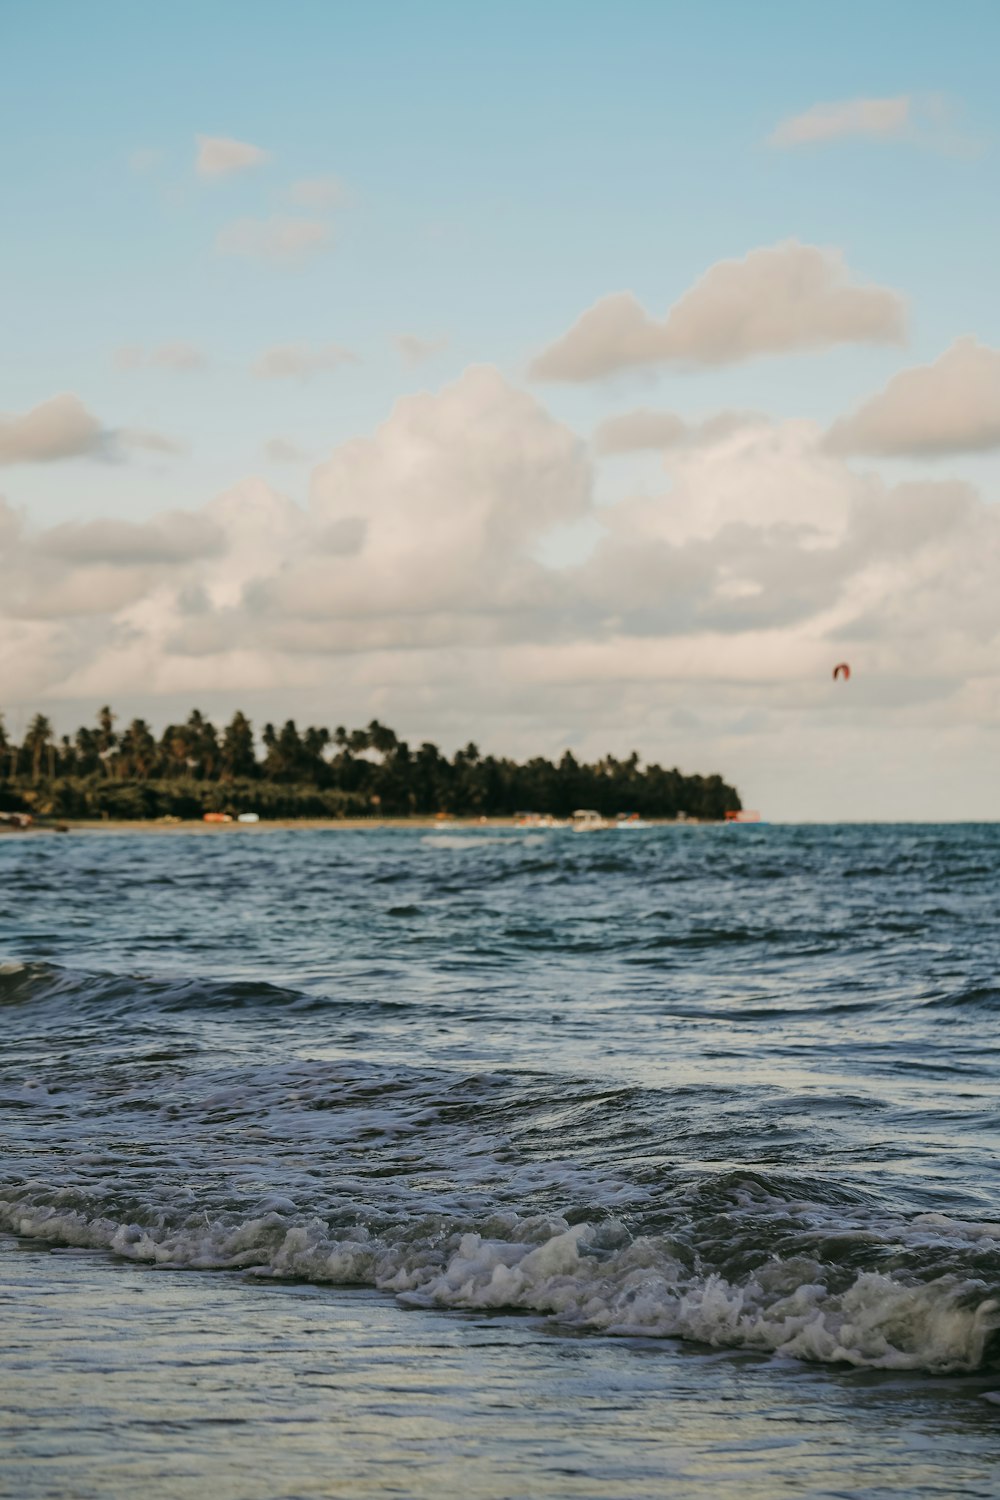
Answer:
xmin=0 ymin=707 xmax=741 ymax=821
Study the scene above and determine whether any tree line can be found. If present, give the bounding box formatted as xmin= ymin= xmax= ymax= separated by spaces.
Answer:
xmin=0 ymin=706 xmax=741 ymax=821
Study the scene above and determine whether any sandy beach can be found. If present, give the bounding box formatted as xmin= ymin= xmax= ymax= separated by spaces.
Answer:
xmin=12 ymin=816 xmax=695 ymax=835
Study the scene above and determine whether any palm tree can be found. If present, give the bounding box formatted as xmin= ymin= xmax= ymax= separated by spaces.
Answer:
xmin=186 ymin=710 xmax=219 ymax=779
xmin=96 ymin=705 xmax=117 ymax=777
xmin=0 ymin=713 xmax=19 ymax=781
xmin=24 ymin=714 xmax=54 ymax=783
xmin=266 ymin=720 xmax=304 ymax=781
xmin=367 ymin=720 xmax=398 ymax=756
xmin=74 ymin=726 xmax=100 ymax=777
xmin=119 ymin=719 xmax=158 ymax=778
xmin=302 ymin=726 xmax=330 ymax=783
xmin=221 ymin=712 xmax=257 ymax=779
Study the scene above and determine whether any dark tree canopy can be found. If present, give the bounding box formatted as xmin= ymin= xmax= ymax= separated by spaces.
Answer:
xmin=0 ymin=707 xmax=741 ymax=821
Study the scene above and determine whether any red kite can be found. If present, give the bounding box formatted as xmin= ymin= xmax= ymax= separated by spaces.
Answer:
xmin=832 ymin=663 xmax=851 ymax=681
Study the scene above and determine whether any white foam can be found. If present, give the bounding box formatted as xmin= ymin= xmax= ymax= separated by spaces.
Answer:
xmin=420 ymin=834 xmax=509 ymax=848
xmin=3 ymin=1188 xmax=997 ymax=1375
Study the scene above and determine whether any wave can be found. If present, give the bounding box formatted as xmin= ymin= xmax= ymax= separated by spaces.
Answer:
xmin=2 ymin=1186 xmax=998 ymax=1374
xmin=0 ymin=960 xmax=309 ymax=1014
xmin=6 ymin=933 xmax=1000 ymax=1381
xmin=922 ymin=985 xmax=1000 ymax=1011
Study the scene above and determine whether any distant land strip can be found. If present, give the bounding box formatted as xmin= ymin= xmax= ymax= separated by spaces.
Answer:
xmin=0 ymin=706 xmax=741 ymax=822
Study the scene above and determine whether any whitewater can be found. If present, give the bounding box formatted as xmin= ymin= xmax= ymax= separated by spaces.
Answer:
xmin=2 ymin=823 xmax=999 ymax=1497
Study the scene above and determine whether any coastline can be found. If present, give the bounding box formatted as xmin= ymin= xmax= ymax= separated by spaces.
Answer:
xmin=4 ymin=815 xmax=706 ymax=835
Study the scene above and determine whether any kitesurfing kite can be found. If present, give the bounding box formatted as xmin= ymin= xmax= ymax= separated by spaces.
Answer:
xmin=832 ymin=663 xmax=851 ymax=681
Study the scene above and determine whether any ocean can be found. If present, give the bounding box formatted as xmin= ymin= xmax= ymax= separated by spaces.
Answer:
xmin=2 ymin=823 xmax=999 ymax=1498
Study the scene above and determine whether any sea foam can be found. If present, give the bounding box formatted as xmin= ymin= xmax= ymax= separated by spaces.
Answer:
xmin=3 ymin=1188 xmax=998 ymax=1375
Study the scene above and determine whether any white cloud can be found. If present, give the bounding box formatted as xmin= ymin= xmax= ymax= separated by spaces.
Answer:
xmin=196 ymin=135 xmax=271 ymax=177
xmin=827 ymin=338 xmax=1000 ymax=456
xmin=530 ymin=242 xmax=906 ymax=381
xmin=0 ymin=506 xmax=225 ymax=626
xmin=216 ymin=216 xmax=330 ymax=265
xmin=288 ymin=176 xmax=344 ymax=209
xmin=38 ymin=513 xmax=223 ymax=566
xmin=0 ymin=398 xmax=181 ymax=469
xmin=0 ymin=496 xmax=20 ymax=547
xmin=268 ymin=365 xmax=590 ymax=627
xmin=594 ymin=409 xmax=769 ymax=454
xmin=769 ymin=96 xmax=912 ymax=147
xmin=594 ymin=409 xmax=688 ymax=453
xmin=7 ymin=373 xmax=1000 ymax=819
xmin=394 ymin=333 xmax=449 ymax=366
xmin=0 ymin=394 xmax=104 ymax=465
xmin=252 ymin=343 xmax=358 ymax=380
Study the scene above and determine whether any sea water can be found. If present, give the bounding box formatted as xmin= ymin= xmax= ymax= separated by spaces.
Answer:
xmin=2 ymin=823 xmax=999 ymax=1497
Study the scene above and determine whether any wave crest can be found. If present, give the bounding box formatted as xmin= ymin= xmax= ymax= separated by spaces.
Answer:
xmin=3 ymin=1188 xmax=998 ymax=1375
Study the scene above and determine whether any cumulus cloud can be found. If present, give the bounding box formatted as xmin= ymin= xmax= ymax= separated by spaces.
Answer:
xmin=7 ymin=370 xmax=1000 ymax=819
xmin=592 ymin=408 xmax=768 ymax=455
xmin=0 ymin=394 xmax=182 ymax=468
xmin=0 ymin=507 xmax=226 ymax=625
xmin=37 ymin=513 xmax=223 ymax=566
xmin=0 ymin=495 xmax=20 ymax=546
xmin=769 ymin=96 xmax=912 ymax=147
xmin=0 ymin=394 xmax=104 ymax=465
xmin=394 ymin=333 xmax=449 ymax=366
xmin=594 ymin=409 xmax=688 ymax=453
xmin=288 ymin=176 xmax=344 ymax=209
xmin=827 ymin=338 xmax=1000 ymax=457
xmin=315 ymin=516 xmax=368 ymax=556
xmin=252 ymin=343 xmax=358 ymax=380
xmin=215 ymin=217 xmax=330 ymax=265
xmin=257 ymin=365 xmax=590 ymax=627
xmin=196 ymin=135 xmax=271 ymax=177
xmin=530 ymin=242 xmax=906 ymax=381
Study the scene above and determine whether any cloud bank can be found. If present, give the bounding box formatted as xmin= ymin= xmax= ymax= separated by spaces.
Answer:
xmin=4 ymin=370 xmax=997 ymax=750
xmin=530 ymin=242 xmax=906 ymax=381
xmin=827 ymin=338 xmax=1000 ymax=456
xmin=0 ymin=395 xmax=104 ymax=465
xmin=594 ymin=408 xmax=766 ymax=454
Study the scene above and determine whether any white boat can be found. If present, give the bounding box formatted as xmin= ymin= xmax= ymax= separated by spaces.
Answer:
xmin=615 ymin=813 xmax=649 ymax=829
xmin=570 ymin=809 xmax=610 ymax=832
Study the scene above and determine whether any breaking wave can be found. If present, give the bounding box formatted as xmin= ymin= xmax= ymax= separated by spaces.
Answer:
xmin=3 ymin=1186 xmax=999 ymax=1373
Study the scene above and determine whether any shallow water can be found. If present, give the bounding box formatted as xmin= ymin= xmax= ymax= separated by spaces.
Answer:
xmin=2 ymin=823 xmax=1000 ymax=1495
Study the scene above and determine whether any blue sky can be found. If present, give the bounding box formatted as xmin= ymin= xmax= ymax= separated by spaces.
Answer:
xmin=3 ymin=2 xmax=1000 ymax=817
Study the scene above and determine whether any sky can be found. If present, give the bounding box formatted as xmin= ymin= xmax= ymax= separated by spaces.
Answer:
xmin=3 ymin=0 xmax=1000 ymax=819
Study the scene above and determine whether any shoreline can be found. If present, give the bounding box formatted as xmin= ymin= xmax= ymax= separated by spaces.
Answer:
xmin=3 ymin=815 xmax=709 ymax=836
